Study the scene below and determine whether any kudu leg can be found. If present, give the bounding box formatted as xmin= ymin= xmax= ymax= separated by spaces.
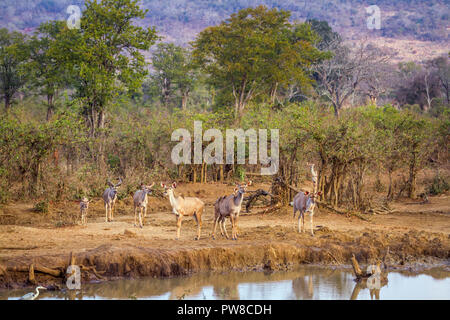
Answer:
xmin=221 ymin=218 xmax=229 ymax=239
xmin=212 ymin=216 xmax=219 ymax=239
xmin=194 ymin=213 xmax=202 ymax=240
xmin=143 ymin=206 xmax=148 ymax=226
xmin=176 ymin=215 xmax=183 ymax=240
xmin=230 ymin=215 xmax=237 ymax=240
xmin=310 ymin=213 xmax=314 ymax=236
xmin=134 ymin=206 xmax=137 ymax=227
xmin=105 ymin=204 xmax=109 ymax=222
xmin=138 ymin=207 xmax=143 ymax=228
xmin=219 ymin=218 xmax=225 ymax=237
xmin=234 ymin=215 xmax=239 ymax=239
xmin=302 ymin=213 xmax=305 ymax=233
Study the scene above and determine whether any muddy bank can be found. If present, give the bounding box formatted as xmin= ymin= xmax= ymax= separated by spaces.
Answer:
xmin=1 ymin=225 xmax=448 ymax=289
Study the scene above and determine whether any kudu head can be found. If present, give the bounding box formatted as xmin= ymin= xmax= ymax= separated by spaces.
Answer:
xmin=304 ymin=191 xmax=322 ymax=212
xmin=233 ymin=181 xmax=252 ymax=196
xmin=161 ymin=181 xmax=177 ymax=197
xmin=141 ymin=182 xmax=155 ymax=195
xmin=107 ymin=177 xmax=122 ymax=196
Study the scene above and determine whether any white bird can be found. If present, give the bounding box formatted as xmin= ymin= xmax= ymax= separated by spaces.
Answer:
xmin=19 ymin=286 xmax=46 ymax=300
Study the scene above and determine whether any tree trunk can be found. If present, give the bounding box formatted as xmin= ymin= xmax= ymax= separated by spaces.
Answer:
xmin=219 ymin=164 xmax=224 ymax=182
xmin=332 ymin=102 xmax=340 ymax=118
xmin=163 ymin=77 xmax=171 ymax=108
xmin=4 ymin=95 xmax=11 ymax=113
xmin=97 ymin=109 xmax=106 ymax=173
xmin=200 ymin=162 xmax=205 ymax=184
xmin=408 ymin=155 xmax=417 ymax=199
xmin=270 ymin=82 xmax=278 ymax=104
xmin=192 ymin=165 xmax=197 ymax=183
xmin=387 ymin=169 xmax=393 ymax=200
xmin=234 ymin=100 xmax=245 ymax=125
xmin=181 ymin=90 xmax=189 ymax=110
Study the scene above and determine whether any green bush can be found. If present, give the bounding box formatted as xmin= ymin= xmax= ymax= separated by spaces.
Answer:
xmin=33 ymin=200 xmax=49 ymax=214
xmin=374 ymin=178 xmax=385 ymax=193
xmin=427 ymin=175 xmax=449 ymax=195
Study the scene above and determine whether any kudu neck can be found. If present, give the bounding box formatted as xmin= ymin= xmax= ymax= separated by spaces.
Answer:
xmin=168 ymin=190 xmax=180 ymax=206
xmin=233 ymin=191 xmax=244 ymax=205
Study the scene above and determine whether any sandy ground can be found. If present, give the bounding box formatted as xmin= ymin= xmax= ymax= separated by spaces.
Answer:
xmin=0 ymin=183 xmax=449 ymax=288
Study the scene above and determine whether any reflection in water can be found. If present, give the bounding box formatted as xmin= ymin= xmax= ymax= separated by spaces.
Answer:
xmin=1 ymin=266 xmax=449 ymax=300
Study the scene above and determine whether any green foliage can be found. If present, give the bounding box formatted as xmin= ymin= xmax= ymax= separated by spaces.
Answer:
xmin=54 ymin=0 xmax=159 ymax=133
xmin=192 ymin=5 xmax=325 ymax=120
xmin=427 ymin=175 xmax=449 ymax=195
xmin=25 ymin=21 xmax=70 ymax=119
xmin=0 ymin=110 xmax=85 ymax=198
xmin=33 ymin=200 xmax=49 ymax=214
xmin=147 ymin=43 xmax=198 ymax=109
xmin=374 ymin=178 xmax=385 ymax=193
xmin=307 ymin=19 xmax=341 ymax=50
xmin=0 ymin=28 xmax=28 ymax=111
xmin=236 ymin=165 xmax=245 ymax=182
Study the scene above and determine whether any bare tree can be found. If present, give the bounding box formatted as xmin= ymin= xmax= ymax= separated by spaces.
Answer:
xmin=314 ymin=40 xmax=390 ymax=116
xmin=360 ymin=47 xmax=395 ymax=105
xmin=429 ymin=56 xmax=450 ymax=105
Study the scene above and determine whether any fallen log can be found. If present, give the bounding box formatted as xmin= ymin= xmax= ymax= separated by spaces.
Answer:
xmin=244 ymin=189 xmax=277 ymax=213
xmin=79 ymin=265 xmax=106 ymax=280
xmin=7 ymin=265 xmax=62 ymax=277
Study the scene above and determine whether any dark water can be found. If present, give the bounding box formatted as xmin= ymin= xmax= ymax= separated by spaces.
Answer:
xmin=2 ymin=265 xmax=449 ymax=300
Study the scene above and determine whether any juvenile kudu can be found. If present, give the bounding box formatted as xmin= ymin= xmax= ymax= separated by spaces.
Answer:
xmin=212 ymin=181 xmax=252 ymax=240
xmin=161 ymin=182 xmax=204 ymax=240
xmin=102 ymin=178 xmax=122 ymax=222
xmin=133 ymin=182 xmax=155 ymax=228
xmin=292 ymin=191 xmax=321 ymax=236
xmin=79 ymin=197 xmax=90 ymax=225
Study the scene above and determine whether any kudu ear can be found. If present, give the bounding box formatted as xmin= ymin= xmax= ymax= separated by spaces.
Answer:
xmin=304 ymin=191 xmax=309 ymax=195
xmin=172 ymin=182 xmax=177 ymax=188
xmin=317 ymin=192 xmax=322 ymax=196
xmin=248 ymin=180 xmax=253 ymax=186
xmin=160 ymin=182 xmax=165 ymax=188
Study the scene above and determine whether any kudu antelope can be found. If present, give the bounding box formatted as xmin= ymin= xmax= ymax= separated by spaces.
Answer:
xmin=79 ymin=197 xmax=90 ymax=225
xmin=212 ymin=181 xmax=252 ymax=240
xmin=133 ymin=182 xmax=155 ymax=228
xmin=161 ymin=182 xmax=204 ymax=240
xmin=292 ymin=191 xmax=321 ymax=236
xmin=102 ymin=178 xmax=122 ymax=222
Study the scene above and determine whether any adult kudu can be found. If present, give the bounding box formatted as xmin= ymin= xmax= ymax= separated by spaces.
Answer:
xmin=212 ymin=181 xmax=252 ymax=240
xmin=133 ymin=182 xmax=155 ymax=228
xmin=292 ymin=190 xmax=321 ymax=236
xmin=161 ymin=182 xmax=204 ymax=240
xmin=102 ymin=178 xmax=122 ymax=222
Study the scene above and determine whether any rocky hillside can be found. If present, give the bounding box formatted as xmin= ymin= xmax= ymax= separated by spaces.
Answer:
xmin=1 ymin=0 xmax=448 ymax=61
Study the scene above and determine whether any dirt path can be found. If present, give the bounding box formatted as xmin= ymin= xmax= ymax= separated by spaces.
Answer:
xmin=0 ymin=183 xmax=449 ymax=288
